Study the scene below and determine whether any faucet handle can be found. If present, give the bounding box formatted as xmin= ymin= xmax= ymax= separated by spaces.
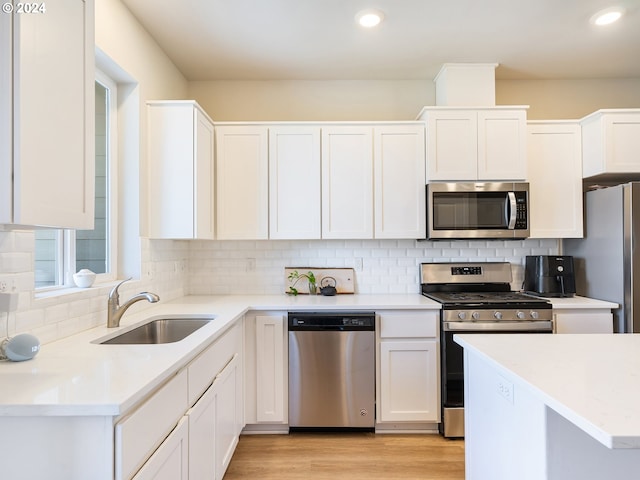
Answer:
xmin=109 ymin=277 xmax=133 ymax=300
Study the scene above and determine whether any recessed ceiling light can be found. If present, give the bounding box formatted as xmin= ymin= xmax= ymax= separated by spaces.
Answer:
xmin=590 ymin=6 xmax=625 ymax=26
xmin=355 ymin=9 xmax=385 ymax=28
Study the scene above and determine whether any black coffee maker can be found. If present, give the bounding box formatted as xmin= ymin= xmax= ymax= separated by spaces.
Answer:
xmin=524 ymin=255 xmax=576 ymax=297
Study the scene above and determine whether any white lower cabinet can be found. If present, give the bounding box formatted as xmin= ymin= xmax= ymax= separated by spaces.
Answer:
xmin=116 ymin=322 xmax=243 ymax=480
xmin=377 ymin=311 xmax=440 ymax=427
xmin=116 ymin=370 xmax=189 ymax=480
xmin=187 ymin=380 xmax=217 ymax=479
xmin=244 ymin=312 xmax=288 ymax=429
xmin=132 ymin=417 xmax=189 ymax=480
xmin=554 ymin=309 xmax=613 ymax=334
xmin=188 ymin=352 xmax=241 ymax=480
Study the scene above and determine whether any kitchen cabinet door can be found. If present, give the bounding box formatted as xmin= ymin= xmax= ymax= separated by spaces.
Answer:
xmin=269 ymin=126 xmax=321 ymax=239
xmin=424 ymin=109 xmax=478 ymax=181
xmin=374 ymin=124 xmax=426 ymax=239
xmin=187 ymin=374 xmax=217 ymax=480
xmin=477 ymin=109 xmax=527 ymax=180
xmin=148 ymin=101 xmax=215 ymax=239
xmin=581 ymin=109 xmax=640 ymax=178
xmin=527 ymin=122 xmax=583 ymax=238
xmin=554 ymin=310 xmax=613 ymax=334
xmin=188 ymin=353 xmax=241 ymax=480
xmin=321 ymin=126 xmax=374 ymax=239
xmin=214 ymin=354 xmax=241 ymax=480
xmin=132 ymin=417 xmax=189 ymax=480
xmin=1 ymin=0 xmax=95 ymax=228
xmin=255 ymin=315 xmax=286 ymax=423
xmin=421 ymin=107 xmax=527 ymax=181
xmin=216 ymin=126 xmax=269 ymax=239
xmin=115 ymin=370 xmax=189 ymax=480
xmin=379 ymin=339 xmax=439 ymax=422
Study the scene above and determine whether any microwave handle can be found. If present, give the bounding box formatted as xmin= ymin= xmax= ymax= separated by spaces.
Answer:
xmin=506 ymin=192 xmax=517 ymax=229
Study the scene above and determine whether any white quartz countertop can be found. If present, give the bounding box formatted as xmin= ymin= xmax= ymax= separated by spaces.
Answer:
xmin=540 ymin=295 xmax=618 ymax=309
xmin=455 ymin=333 xmax=640 ymax=449
xmin=0 ymin=294 xmax=439 ymax=417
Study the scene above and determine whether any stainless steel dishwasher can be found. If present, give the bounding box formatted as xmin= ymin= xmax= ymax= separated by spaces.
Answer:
xmin=288 ymin=311 xmax=375 ymax=430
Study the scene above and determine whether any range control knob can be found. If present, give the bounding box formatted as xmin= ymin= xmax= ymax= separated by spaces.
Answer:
xmin=457 ymin=312 xmax=467 ymax=320
xmin=494 ymin=311 xmax=503 ymax=320
xmin=471 ymin=311 xmax=480 ymax=320
xmin=516 ymin=311 xmax=526 ymax=319
xmin=530 ymin=311 xmax=540 ymax=320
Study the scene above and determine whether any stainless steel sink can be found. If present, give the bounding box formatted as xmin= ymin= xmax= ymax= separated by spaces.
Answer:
xmin=99 ymin=317 xmax=214 ymax=345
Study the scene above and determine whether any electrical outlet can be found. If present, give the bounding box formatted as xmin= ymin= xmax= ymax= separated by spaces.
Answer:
xmin=0 ymin=292 xmax=19 ymax=312
xmin=246 ymin=258 xmax=256 ymax=272
xmin=497 ymin=375 xmax=514 ymax=404
xmin=0 ymin=282 xmax=6 ymax=292
xmin=354 ymin=257 xmax=363 ymax=271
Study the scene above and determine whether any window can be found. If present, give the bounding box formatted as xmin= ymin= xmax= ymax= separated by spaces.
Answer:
xmin=34 ymin=71 xmax=118 ymax=289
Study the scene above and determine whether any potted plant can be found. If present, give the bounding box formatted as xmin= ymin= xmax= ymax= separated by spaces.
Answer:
xmin=287 ymin=270 xmax=317 ymax=295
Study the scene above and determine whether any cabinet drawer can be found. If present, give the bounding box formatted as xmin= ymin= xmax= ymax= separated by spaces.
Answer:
xmin=132 ymin=416 xmax=189 ymax=480
xmin=379 ymin=312 xmax=439 ymax=338
xmin=115 ymin=369 xmax=188 ymax=480
xmin=188 ymin=323 xmax=240 ymax=405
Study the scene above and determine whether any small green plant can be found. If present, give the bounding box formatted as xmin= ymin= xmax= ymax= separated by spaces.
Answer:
xmin=287 ymin=270 xmax=316 ymax=295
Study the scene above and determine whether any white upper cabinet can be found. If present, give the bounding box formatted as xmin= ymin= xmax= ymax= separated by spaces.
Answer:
xmin=477 ymin=109 xmax=527 ymax=180
xmin=213 ymin=122 xmax=425 ymax=241
xmin=374 ymin=124 xmax=426 ymax=239
xmin=216 ymin=125 xmax=269 ymax=240
xmin=423 ymin=109 xmax=478 ymax=180
xmin=268 ymin=126 xmax=321 ymax=239
xmin=419 ymin=107 xmax=527 ymax=181
xmin=527 ymin=121 xmax=583 ymax=238
xmin=581 ymin=109 xmax=640 ymax=179
xmin=148 ymin=101 xmax=215 ymax=239
xmin=1 ymin=0 xmax=95 ymax=228
xmin=321 ymin=126 xmax=374 ymax=239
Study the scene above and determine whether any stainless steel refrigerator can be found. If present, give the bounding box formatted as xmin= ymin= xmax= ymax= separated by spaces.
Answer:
xmin=563 ymin=182 xmax=640 ymax=333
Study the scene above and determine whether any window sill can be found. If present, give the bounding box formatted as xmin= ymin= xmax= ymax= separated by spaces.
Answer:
xmin=34 ymin=279 xmax=142 ymax=304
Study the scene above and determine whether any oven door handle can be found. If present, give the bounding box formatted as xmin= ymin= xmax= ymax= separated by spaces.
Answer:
xmin=444 ymin=321 xmax=553 ymax=332
xmin=506 ymin=191 xmax=517 ymax=229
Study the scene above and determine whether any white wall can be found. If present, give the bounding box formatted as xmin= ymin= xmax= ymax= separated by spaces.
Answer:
xmin=189 ymin=80 xmax=433 ymax=121
xmin=497 ymin=78 xmax=640 ymax=120
xmin=189 ymin=78 xmax=640 ymax=121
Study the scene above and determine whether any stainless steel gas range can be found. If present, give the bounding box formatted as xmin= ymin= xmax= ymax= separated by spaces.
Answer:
xmin=420 ymin=262 xmax=553 ymax=438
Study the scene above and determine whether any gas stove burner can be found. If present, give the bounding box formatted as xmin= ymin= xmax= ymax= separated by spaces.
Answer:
xmin=424 ymin=290 xmax=550 ymax=306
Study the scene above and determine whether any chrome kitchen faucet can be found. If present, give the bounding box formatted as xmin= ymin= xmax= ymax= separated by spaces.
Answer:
xmin=107 ymin=278 xmax=160 ymax=328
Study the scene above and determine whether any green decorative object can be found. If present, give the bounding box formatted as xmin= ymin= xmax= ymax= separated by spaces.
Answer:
xmin=287 ymin=270 xmax=317 ymax=295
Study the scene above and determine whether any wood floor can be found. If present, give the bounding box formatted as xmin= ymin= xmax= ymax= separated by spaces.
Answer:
xmin=224 ymin=432 xmax=465 ymax=480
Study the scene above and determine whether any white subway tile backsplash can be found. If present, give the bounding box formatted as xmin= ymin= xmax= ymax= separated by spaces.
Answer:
xmin=0 ymin=225 xmax=559 ymax=343
xmin=187 ymin=238 xmax=558 ymax=296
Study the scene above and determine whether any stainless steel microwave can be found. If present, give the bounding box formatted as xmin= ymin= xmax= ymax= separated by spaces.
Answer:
xmin=426 ymin=182 xmax=529 ymax=240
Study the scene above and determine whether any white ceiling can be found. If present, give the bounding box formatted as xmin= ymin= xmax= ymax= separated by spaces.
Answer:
xmin=120 ymin=0 xmax=640 ymax=81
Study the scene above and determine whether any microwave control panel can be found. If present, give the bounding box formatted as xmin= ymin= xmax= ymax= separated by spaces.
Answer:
xmin=515 ymin=192 xmax=528 ymax=229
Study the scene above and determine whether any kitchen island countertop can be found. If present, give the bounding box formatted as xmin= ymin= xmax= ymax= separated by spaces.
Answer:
xmin=456 ymin=333 xmax=640 ymax=449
